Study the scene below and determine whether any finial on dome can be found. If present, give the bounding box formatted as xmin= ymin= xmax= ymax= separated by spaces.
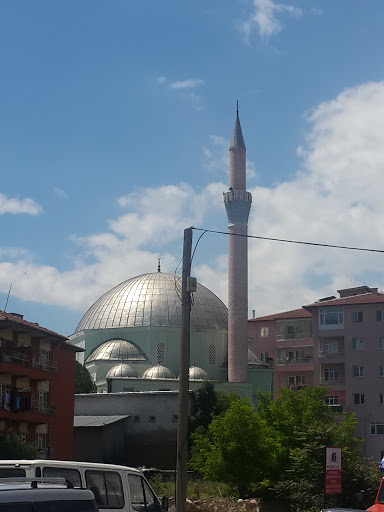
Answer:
xmin=230 ymin=101 xmax=246 ymax=151
xmin=157 ymin=258 xmax=161 ymax=272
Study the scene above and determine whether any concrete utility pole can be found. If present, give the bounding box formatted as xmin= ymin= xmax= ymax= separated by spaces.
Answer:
xmin=176 ymin=227 xmax=193 ymax=512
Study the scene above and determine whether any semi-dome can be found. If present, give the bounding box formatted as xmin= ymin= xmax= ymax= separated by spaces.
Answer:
xmin=188 ymin=366 xmax=209 ymax=380
xmin=142 ymin=365 xmax=176 ymax=380
xmin=75 ymin=272 xmax=228 ymax=332
xmin=85 ymin=339 xmax=147 ymax=363
xmin=106 ymin=363 xmax=139 ymax=379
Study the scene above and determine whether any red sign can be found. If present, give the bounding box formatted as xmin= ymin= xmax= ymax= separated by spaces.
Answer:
xmin=325 ymin=447 xmax=342 ymax=494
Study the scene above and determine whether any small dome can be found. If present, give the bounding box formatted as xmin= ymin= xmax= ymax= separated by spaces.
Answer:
xmin=106 ymin=363 xmax=139 ymax=379
xmin=142 ymin=365 xmax=176 ymax=380
xmin=188 ymin=366 xmax=209 ymax=380
xmin=248 ymin=349 xmax=264 ymax=366
xmin=86 ymin=339 xmax=147 ymax=363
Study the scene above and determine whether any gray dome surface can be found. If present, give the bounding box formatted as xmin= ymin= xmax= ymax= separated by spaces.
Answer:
xmin=106 ymin=363 xmax=139 ymax=379
xmin=75 ymin=272 xmax=228 ymax=332
xmin=86 ymin=339 xmax=147 ymax=363
xmin=142 ymin=365 xmax=176 ymax=380
xmin=188 ymin=366 xmax=209 ymax=380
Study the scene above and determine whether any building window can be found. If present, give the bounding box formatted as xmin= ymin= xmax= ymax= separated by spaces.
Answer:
xmin=377 ymin=311 xmax=384 ymax=321
xmin=352 ymin=311 xmax=363 ymax=322
xmin=323 ymin=341 xmax=339 ymax=354
xmin=156 ymin=343 xmax=165 ymax=364
xmin=149 ymin=416 xmax=156 ymax=423
xmin=208 ymin=345 xmax=216 ymax=365
xmin=352 ymin=338 xmax=364 ymax=350
xmin=319 ymin=307 xmax=344 ymax=329
xmin=288 ymin=376 xmax=305 ymax=385
xmin=379 ymin=338 xmax=384 ymax=349
xmin=172 ymin=414 xmax=178 ymax=422
xmin=324 ymin=368 xmax=338 ymax=381
xmin=133 ymin=416 xmax=140 ymax=423
xmin=380 ymin=394 xmax=384 ymax=405
xmin=353 ymin=393 xmax=365 ymax=405
xmin=260 ymin=327 xmax=269 ymax=337
xmin=371 ymin=423 xmax=384 ymax=435
xmin=37 ymin=433 xmax=47 ymax=450
xmin=380 ymin=366 xmax=384 ymax=377
xmin=19 ymin=433 xmax=27 ymax=443
xmin=324 ymin=395 xmax=339 ymax=406
xmin=353 ymin=366 xmax=364 ymax=377
xmin=260 ymin=352 xmax=269 ymax=362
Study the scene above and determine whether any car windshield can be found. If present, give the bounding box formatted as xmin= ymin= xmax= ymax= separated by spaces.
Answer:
xmin=0 ymin=500 xmax=98 ymax=512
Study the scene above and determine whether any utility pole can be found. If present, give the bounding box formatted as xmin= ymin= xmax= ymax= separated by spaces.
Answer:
xmin=176 ymin=227 xmax=193 ymax=512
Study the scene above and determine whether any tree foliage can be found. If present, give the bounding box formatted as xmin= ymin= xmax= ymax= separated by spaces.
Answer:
xmin=189 ymin=387 xmax=380 ymax=509
xmin=75 ymin=361 xmax=97 ymax=394
xmin=0 ymin=429 xmax=38 ymax=459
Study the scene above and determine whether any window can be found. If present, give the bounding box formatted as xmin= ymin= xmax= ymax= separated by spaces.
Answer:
xmin=288 ymin=376 xmax=305 ymax=385
xmin=323 ymin=341 xmax=339 ymax=354
xmin=377 ymin=311 xmax=384 ymax=321
xmin=353 ymin=393 xmax=365 ymax=405
xmin=324 ymin=395 xmax=339 ymax=406
xmin=208 ymin=345 xmax=216 ymax=365
xmin=260 ymin=352 xmax=269 ymax=362
xmin=156 ymin=342 xmax=165 ymax=364
xmin=380 ymin=366 xmax=384 ymax=377
xmin=86 ymin=470 xmax=124 ymax=509
xmin=172 ymin=414 xmax=178 ymax=422
xmin=37 ymin=390 xmax=48 ymax=412
xmin=43 ymin=467 xmax=82 ymax=488
xmin=37 ymin=433 xmax=47 ymax=450
xmin=380 ymin=394 xmax=384 ymax=405
xmin=371 ymin=423 xmax=384 ymax=435
xmin=133 ymin=416 xmax=140 ymax=423
xmin=379 ymin=338 xmax=384 ymax=349
xmin=352 ymin=338 xmax=364 ymax=350
xmin=352 ymin=311 xmax=363 ymax=322
xmin=319 ymin=307 xmax=344 ymax=329
xmin=19 ymin=432 xmax=27 ymax=443
xmin=260 ymin=327 xmax=269 ymax=337
xmin=324 ymin=368 xmax=338 ymax=381
xmin=353 ymin=366 xmax=364 ymax=377
xmin=149 ymin=416 xmax=156 ymax=423
xmin=128 ymin=474 xmax=160 ymax=512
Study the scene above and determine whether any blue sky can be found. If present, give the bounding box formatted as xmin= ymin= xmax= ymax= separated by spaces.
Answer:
xmin=1 ymin=0 xmax=384 ymax=336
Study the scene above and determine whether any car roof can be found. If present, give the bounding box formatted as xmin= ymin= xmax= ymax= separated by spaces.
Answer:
xmin=0 ymin=459 xmax=142 ymax=474
xmin=0 ymin=487 xmax=95 ymax=504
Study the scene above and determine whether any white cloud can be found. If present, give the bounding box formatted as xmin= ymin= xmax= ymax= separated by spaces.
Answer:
xmin=203 ymin=135 xmax=256 ymax=179
xmin=157 ymin=75 xmax=167 ymax=84
xmin=0 ymin=194 xmax=42 ymax=215
xmin=240 ymin=0 xmax=302 ymax=41
xmin=3 ymin=81 xmax=384 ymax=323
xmin=53 ymin=187 xmax=68 ymax=199
xmin=169 ymin=79 xmax=204 ymax=89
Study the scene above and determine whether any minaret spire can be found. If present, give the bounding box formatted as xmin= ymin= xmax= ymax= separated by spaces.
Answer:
xmin=224 ymin=105 xmax=252 ymax=383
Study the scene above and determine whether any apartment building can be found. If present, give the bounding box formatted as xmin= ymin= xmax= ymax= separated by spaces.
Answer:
xmin=249 ymin=285 xmax=384 ymax=460
xmin=0 ymin=310 xmax=81 ymax=459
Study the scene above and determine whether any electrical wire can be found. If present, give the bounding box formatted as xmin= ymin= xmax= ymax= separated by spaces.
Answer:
xmin=192 ymin=228 xmax=384 ymax=254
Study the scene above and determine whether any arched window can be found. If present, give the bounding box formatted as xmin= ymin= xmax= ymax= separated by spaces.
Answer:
xmin=156 ymin=342 xmax=165 ymax=364
xmin=208 ymin=345 xmax=216 ymax=365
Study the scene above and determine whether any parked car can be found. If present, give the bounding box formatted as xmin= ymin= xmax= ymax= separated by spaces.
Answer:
xmin=367 ymin=476 xmax=384 ymax=511
xmin=0 ymin=477 xmax=98 ymax=511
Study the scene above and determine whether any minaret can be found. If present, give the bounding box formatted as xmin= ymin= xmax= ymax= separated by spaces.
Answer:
xmin=224 ymin=104 xmax=252 ymax=382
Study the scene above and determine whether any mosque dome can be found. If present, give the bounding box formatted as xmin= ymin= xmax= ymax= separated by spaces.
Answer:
xmin=106 ymin=363 xmax=139 ymax=379
xmin=188 ymin=366 xmax=209 ymax=381
xmin=75 ymin=272 xmax=228 ymax=333
xmin=85 ymin=339 xmax=147 ymax=363
xmin=142 ymin=365 xmax=176 ymax=380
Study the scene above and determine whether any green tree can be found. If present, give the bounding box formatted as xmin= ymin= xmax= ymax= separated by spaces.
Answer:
xmin=190 ymin=397 xmax=280 ymax=497
xmin=75 ymin=361 xmax=96 ymax=393
xmin=0 ymin=429 xmax=38 ymax=459
xmin=189 ymin=381 xmax=232 ymax=434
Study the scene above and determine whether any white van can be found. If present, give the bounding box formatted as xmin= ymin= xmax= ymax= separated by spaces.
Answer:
xmin=0 ymin=460 xmax=169 ymax=512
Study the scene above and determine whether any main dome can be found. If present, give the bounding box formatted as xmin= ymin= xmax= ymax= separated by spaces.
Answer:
xmin=75 ymin=272 xmax=228 ymax=332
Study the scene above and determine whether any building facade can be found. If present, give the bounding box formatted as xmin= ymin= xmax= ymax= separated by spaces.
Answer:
xmin=0 ymin=310 xmax=80 ymax=459
xmin=249 ymin=285 xmax=384 ymax=461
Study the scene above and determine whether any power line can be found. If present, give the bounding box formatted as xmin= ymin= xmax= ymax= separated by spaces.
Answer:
xmin=192 ymin=227 xmax=384 ymax=254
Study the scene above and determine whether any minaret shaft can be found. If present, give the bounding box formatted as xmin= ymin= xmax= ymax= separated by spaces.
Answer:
xmin=224 ymin=110 xmax=252 ymax=383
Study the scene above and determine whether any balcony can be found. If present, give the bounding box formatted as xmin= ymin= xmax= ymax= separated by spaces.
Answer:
xmin=277 ymin=356 xmax=313 ymax=366
xmin=318 ymin=350 xmax=344 ymax=359
xmin=320 ymin=377 xmax=345 ymax=386
xmin=0 ymin=349 xmax=57 ymax=374
xmin=32 ymin=357 xmax=57 ymax=374
xmin=33 ymin=402 xmax=56 ymax=415
xmin=276 ymin=332 xmax=312 ymax=341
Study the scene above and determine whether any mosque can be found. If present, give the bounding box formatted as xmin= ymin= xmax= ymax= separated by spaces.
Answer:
xmin=68 ymin=109 xmax=273 ymax=405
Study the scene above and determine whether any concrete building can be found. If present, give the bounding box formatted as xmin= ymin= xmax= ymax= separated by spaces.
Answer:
xmin=249 ymin=285 xmax=384 ymax=461
xmin=0 ymin=310 xmax=80 ymax=459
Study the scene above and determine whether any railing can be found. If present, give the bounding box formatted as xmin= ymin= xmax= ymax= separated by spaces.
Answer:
xmin=320 ymin=377 xmax=345 ymax=385
xmin=32 ymin=358 xmax=58 ymax=373
xmin=318 ymin=351 xmax=344 ymax=358
xmin=276 ymin=332 xmax=312 ymax=341
xmin=277 ymin=357 xmax=313 ymax=365
xmin=0 ymin=348 xmax=30 ymax=367
xmin=33 ymin=403 xmax=56 ymax=415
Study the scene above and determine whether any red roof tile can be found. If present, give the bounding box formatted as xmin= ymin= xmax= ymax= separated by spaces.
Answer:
xmin=249 ymin=307 xmax=312 ymax=322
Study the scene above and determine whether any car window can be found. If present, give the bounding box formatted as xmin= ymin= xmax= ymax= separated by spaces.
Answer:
xmin=0 ymin=505 xmax=34 ymax=512
xmin=85 ymin=470 xmax=124 ymax=509
xmin=127 ymin=474 xmax=159 ymax=512
xmin=42 ymin=467 xmax=82 ymax=488
xmin=0 ymin=469 xmax=26 ymax=478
